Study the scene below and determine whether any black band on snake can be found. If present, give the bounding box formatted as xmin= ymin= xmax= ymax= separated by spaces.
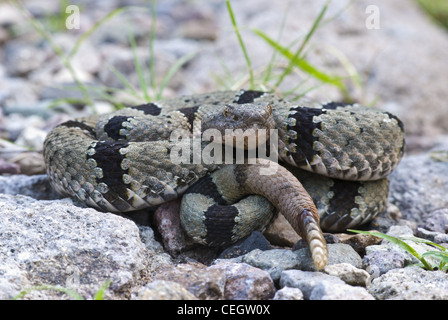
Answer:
xmin=43 ymin=90 xmax=405 ymax=269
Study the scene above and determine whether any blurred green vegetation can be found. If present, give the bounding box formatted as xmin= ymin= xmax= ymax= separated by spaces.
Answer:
xmin=417 ymin=0 xmax=448 ymax=30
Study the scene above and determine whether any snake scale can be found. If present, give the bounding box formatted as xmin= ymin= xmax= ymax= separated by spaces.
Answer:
xmin=43 ymin=90 xmax=405 ymax=269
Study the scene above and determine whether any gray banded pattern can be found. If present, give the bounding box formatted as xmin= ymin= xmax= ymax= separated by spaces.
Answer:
xmin=44 ymin=90 xmax=405 ymax=269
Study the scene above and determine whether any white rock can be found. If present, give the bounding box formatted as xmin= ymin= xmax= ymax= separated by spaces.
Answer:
xmin=0 ymin=193 xmax=169 ymax=299
xmin=273 ymin=287 xmax=304 ymax=300
xmin=323 ymin=263 xmax=370 ymax=286
xmin=310 ymin=281 xmax=374 ymax=300
xmin=369 ymin=267 xmax=448 ymax=300
xmin=279 ymin=269 xmax=344 ymax=299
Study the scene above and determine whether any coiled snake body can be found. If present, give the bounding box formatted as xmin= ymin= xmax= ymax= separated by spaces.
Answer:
xmin=44 ymin=90 xmax=405 ymax=269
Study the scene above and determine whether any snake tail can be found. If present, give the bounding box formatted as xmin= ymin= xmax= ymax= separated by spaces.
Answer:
xmin=231 ymin=160 xmax=328 ymax=269
xmin=297 ymin=209 xmax=328 ymax=270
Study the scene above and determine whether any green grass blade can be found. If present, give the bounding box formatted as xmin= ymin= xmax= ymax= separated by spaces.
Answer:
xmin=430 ymin=150 xmax=448 ymax=162
xmin=422 ymin=251 xmax=448 ymax=271
xmin=149 ymin=0 xmax=157 ymax=93
xmin=273 ymin=0 xmax=329 ymax=89
xmin=284 ymin=80 xmax=321 ymax=101
xmin=13 ymin=285 xmax=84 ymax=300
xmin=226 ymin=0 xmax=254 ymax=89
xmin=212 ymin=56 xmax=238 ymax=90
xmin=253 ymin=29 xmax=346 ymax=90
xmin=67 ymin=7 xmax=131 ymax=60
xmin=406 ymin=236 xmax=447 ymax=251
xmin=81 ymin=84 xmax=134 ymax=109
xmin=127 ymin=24 xmax=151 ymax=102
xmin=156 ymin=51 xmax=197 ymax=100
xmin=262 ymin=3 xmax=289 ymax=85
xmin=45 ymin=0 xmax=71 ymax=31
xmin=93 ymin=279 xmax=112 ymax=300
xmin=105 ymin=63 xmax=142 ymax=98
xmin=349 ymin=229 xmax=434 ymax=271
xmin=324 ymin=44 xmax=362 ymax=89
xmin=15 ymin=2 xmax=95 ymax=108
xmin=422 ymin=251 xmax=448 ymax=262
xmin=45 ymin=97 xmax=92 ymax=110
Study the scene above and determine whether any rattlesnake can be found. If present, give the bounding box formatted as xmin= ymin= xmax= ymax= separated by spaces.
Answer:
xmin=43 ymin=90 xmax=405 ymax=269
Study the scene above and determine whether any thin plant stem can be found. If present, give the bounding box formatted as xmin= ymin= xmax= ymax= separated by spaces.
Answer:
xmin=226 ymin=0 xmax=254 ymax=89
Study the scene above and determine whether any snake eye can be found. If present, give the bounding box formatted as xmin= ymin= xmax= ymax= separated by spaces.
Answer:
xmin=223 ymin=105 xmax=233 ymax=117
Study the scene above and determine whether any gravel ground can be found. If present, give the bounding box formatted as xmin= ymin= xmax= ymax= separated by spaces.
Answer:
xmin=0 ymin=0 xmax=447 ymax=300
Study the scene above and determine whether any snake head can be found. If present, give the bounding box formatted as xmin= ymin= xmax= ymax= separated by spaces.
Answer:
xmin=201 ymin=102 xmax=276 ymax=148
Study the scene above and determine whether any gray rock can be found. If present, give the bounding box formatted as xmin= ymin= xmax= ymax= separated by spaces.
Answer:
xmin=242 ymin=249 xmax=301 ymax=281
xmin=0 ymin=174 xmax=61 ymax=200
xmin=0 ymin=158 xmax=20 ymax=174
xmin=0 ymin=194 xmax=161 ymax=299
xmin=323 ymin=263 xmax=370 ymax=286
xmin=273 ymin=287 xmax=304 ymax=300
xmin=279 ymin=269 xmax=374 ymax=300
xmin=2 ymin=100 xmax=57 ymax=121
xmin=89 ymin=10 xmax=155 ymax=45
xmin=134 ymin=280 xmax=197 ymax=300
xmin=153 ymin=199 xmax=192 ymax=255
xmin=208 ymin=262 xmax=275 ymax=300
xmin=309 ymin=281 xmax=374 ymax=300
xmin=97 ymin=45 xmax=144 ymax=89
xmin=416 ymin=227 xmax=448 ymax=244
xmin=383 ymin=225 xmax=414 ymax=241
xmin=367 ymin=203 xmax=418 ymax=234
xmin=365 ymin=225 xmax=443 ymax=268
xmin=138 ymin=225 xmax=171 ymax=257
xmin=0 ymin=3 xmax=23 ymax=27
xmin=386 ymin=225 xmax=414 ymax=238
xmin=389 ymin=154 xmax=448 ymax=226
xmin=2 ymin=112 xmax=46 ymax=141
xmin=154 ymin=261 xmax=275 ymax=300
xmin=422 ymin=208 xmax=448 ymax=233
xmin=53 ymin=35 xmax=101 ymax=76
xmin=362 ymin=250 xmax=406 ymax=277
xmin=294 ymin=243 xmax=362 ymax=271
xmin=0 ymin=77 xmax=38 ymax=110
xmin=264 ymin=213 xmax=301 ymax=247
xmin=279 ymin=269 xmax=345 ymax=299
xmin=369 ymin=267 xmax=448 ymax=300
xmin=154 ymin=262 xmax=226 ymax=300
xmin=332 ymin=232 xmax=382 ymax=256
xmin=97 ymin=45 xmax=179 ymax=90
xmin=3 ymin=40 xmax=48 ymax=76
xmin=15 ymin=126 xmax=47 ymax=151
xmin=38 ymin=84 xmax=106 ymax=108
xmin=219 ymin=231 xmax=271 ymax=259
